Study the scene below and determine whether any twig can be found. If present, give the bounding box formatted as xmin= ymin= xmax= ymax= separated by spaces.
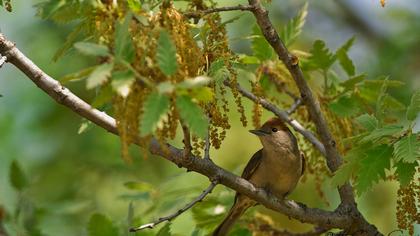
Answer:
xmin=0 ymin=55 xmax=6 ymax=68
xmin=180 ymin=120 xmax=192 ymax=159
xmin=129 ymin=181 xmax=218 ymax=232
xmin=184 ymin=4 xmax=255 ymax=18
xmin=225 ymin=80 xmax=326 ymax=156
xmin=287 ymin=98 xmax=302 ymax=115
xmin=204 ymin=128 xmax=211 ymax=160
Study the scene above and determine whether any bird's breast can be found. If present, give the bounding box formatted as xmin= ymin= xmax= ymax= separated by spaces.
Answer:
xmin=249 ymin=149 xmax=302 ymax=198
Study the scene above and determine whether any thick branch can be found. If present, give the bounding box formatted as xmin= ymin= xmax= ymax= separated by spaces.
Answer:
xmin=247 ymin=1 xmax=381 ymax=235
xmin=183 ymin=4 xmax=255 ymax=18
xmin=247 ymin=0 xmax=354 ymax=204
xmin=0 ymin=33 xmax=351 ymax=230
xmin=129 ymin=181 xmax=217 ymax=232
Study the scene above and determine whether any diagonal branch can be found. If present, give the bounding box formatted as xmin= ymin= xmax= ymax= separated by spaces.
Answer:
xmin=0 ymin=33 xmax=352 ymax=231
xmin=129 ymin=181 xmax=218 ymax=232
xmin=225 ymin=80 xmax=326 ymax=156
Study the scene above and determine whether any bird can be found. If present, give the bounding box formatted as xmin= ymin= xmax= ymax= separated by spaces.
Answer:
xmin=212 ymin=117 xmax=305 ymax=236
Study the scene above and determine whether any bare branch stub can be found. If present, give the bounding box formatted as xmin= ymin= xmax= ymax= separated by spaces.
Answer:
xmin=129 ymin=181 xmax=218 ymax=232
xmin=181 ymin=120 xmax=192 ymax=159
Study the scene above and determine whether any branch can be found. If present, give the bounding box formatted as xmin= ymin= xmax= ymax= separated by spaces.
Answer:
xmin=0 ymin=54 xmax=6 ymax=68
xmin=0 ymin=33 xmax=352 ymax=230
xmin=225 ymin=80 xmax=326 ymax=156
xmin=180 ymin=121 xmax=192 ymax=159
xmin=247 ymin=1 xmax=381 ymax=234
xmin=287 ymin=98 xmax=302 ymax=115
xmin=183 ymin=4 xmax=255 ymax=18
xmin=129 ymin=181 xmax=218 ymax=232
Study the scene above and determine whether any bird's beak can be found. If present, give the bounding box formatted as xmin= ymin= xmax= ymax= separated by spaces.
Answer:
xmin=249 ymin=129 xmax=270 ymax=136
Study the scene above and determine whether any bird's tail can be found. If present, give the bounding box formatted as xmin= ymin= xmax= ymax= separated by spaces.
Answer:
xmin=212 ymin=199 xmax=251 ymax=236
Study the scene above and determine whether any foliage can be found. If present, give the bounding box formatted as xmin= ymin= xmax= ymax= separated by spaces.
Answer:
xmin=2 ymin=0 xmax=420 ymax=235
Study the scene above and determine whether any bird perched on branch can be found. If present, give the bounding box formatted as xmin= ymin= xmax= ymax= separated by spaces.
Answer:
xmin=213 ymin=117 xmax=305 ymax=236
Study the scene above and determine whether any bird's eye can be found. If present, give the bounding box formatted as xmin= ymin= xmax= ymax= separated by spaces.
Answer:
xmin=272 ymin=128 xmax=278 ymax=132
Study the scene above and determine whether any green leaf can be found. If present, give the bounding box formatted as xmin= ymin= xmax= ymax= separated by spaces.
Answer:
xmin=60 ymin=66 xmax=97 ymax=84
xmin=9 ymin=160 xmax=28 ymax=191
xmin=87 ymin=213 xmax=118 ymax=236
xmin=340 ymin=74 xmax=366 ymax=91
xmin=251 ymin=25 xmax=273 ymax=61
xmin=157 ymin=30 xmax=178 ymax=76
xmin=53 ymin=21 xmax=86 ymax=61
xmin=157 ymin=223 xmax=171 ymax=236
xmin=356 ymin=144 xmax=392 ymax=195
xmin=176 ymin=95 xmax=208 ymax=139
xmin=280 ymin=2 xmax=308 ymax=47
xmin=328 ymin=94 xmax=360 ymax=117
xmin=393 ymin=133 xmax=420 ymax=163
xmin=139 ymin=92 xmax=170 ymax=136
xmin=306 ymin=40 xmax=336 ymax=71
xmin=188 ymin=87 xmax=214 ymax=103
xmin=127 ymin=0 xmax=141 ymax=11
xmin=86 ymin=63 xmax=114 ymax=90
xmin=157 ymin=81 xmax=175 ymax=94
xmin=74 ymin=42 xmax=109 ymax=57
xmin=115 ymin=12 xmax=135 ymax=63
xmin=406 ymin=90 xmax=420 ymax=121
xmin=336 ymin=37 xmax=356 ymax=76
xmin=111 ymin=70 xmax=135 ymax=97
xmin=208 ymin=60 xmax=229 ymax=83
xmin=331 ymin=148 xmax=365 ymax=187
xmin=92 ymin=85 xmax=113 ymax=108
xmin=355 ymin=114 xmax=378 ymax=131
xmin=359 ymin=124 xmax=403 ymax=143
xmin=375 ymin=76 xmax=389 ymax=120
xmin=395 ymin=161 xmax=418 ymax=187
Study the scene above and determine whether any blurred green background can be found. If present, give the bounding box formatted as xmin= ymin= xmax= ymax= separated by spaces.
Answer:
xmin=1 ymin=1 xmax=419 ymax=235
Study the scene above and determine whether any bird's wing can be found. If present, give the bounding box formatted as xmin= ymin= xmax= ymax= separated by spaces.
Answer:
xmin=241 ymin=149 xmax=263 ymax=180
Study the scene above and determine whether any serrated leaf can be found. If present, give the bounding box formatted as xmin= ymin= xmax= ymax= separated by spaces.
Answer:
xmin=157 ymin=30 xmax=178 ymax=76
xmin=176 ymin=95 xmax=208 ymax=138
xmin=189 ymin=87 xmax=214 ymax=103
xmin=355 ymin=114 xmax=378 ymax=131
xmin=356 ymin=144 xmax=392 ymax=195
xmin=328 ymin=94 xmax=360 ymax=117
xmin=375 ymin=76 xmax=389 ymax=120
xmin=139 ymin=92 xmax=170 ymax=136
xmin=86 ymin=63 xmax=114 ymax=89
xmin=111 ymin=70 xmax=135 ymax=97
xmin=406 ymin=90 xmax=420 ymax=121
xmin=331 ymin=148 xmax=365 ymax=187
xmin=157 ymin=223 xmax=171 ymax=236
xmin=305 ymin=40 xmax=336 ymax=71
xmin=395 ymin=161 xmax=418 ymax=187
xmin=9 ymin=160 xmax=28 ymax=191
xmin=74 ymin=42 xmax=109 ymax=57
xmin=209 ymin=60 xmax=229 ymax=83
xmin=280 ymin=2 xmax=308 ymax=47
xmin=336 ymin=37 xmax=356 ymax=76
xmin=87 ymin=213 xmax=118 ymax=236
xmin=251 ymin=25 xmax=273 ymax=61
xmin=359 ymin=124 xmax=403 ymax=143
xmin=115 ymin=12 xmax=135 ymax=63
xmin=340 ymin=74 xmax=366 ymax=91
xmin=393 ymin=133 xmax=420 ymax=163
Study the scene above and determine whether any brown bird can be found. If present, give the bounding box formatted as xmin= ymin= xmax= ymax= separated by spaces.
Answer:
xmin=213 ymin=118 xmax=305 ymax=236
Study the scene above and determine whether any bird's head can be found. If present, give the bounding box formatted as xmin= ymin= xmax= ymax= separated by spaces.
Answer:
xmin=249 ymin=117 xmax=295 ymax=150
